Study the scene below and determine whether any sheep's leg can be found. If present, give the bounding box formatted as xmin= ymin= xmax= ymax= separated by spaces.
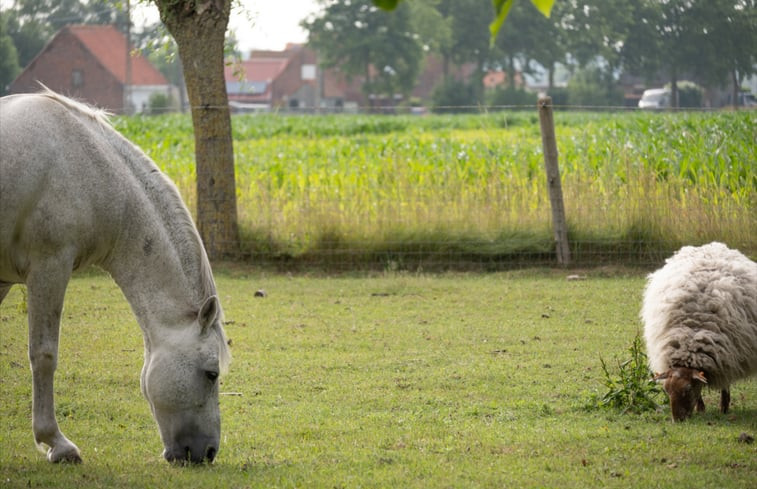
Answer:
xmin=719 ymin=389 xmax=730 ymax=414
xmin=695 ymin=395 xmax=705 ymax=413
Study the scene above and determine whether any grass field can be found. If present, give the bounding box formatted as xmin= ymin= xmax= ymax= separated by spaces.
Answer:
xmin=114 ymin=110 xmax=757 ymax=267
xmin=1 ymin=269 xmax=755 ymax=488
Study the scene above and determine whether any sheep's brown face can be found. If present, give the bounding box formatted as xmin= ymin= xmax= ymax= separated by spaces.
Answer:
xmin=655 ymin=368 xmax=707 ymax=421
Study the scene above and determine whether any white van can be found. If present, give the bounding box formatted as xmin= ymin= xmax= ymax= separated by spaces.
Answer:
xmin=730 ymin=92 xmax=757 ymax=107
xmin=638 ymin=88 xmax=671 ymax=109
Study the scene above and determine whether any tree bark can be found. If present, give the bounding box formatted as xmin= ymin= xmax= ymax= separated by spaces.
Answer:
xmin=670 ymin=66 xmax=679 ymax=109
xmin=731 ymin=69 xmax=740 ymax=111
xmin=507 ymin=53 xmax=516 ymax=90
xmin=155 ymin=0 xmax=239 ymax=259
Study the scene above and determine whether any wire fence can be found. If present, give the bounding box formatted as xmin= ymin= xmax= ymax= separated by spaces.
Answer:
xmin=165 ymin=101 xmax=737 ymax=115
xmin=116 ymin=101 xmax=757 ymax=271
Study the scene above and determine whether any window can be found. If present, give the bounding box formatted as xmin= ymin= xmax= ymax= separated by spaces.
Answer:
xmin=301 ymin=64 xmax=316 ymax=81
xmin=72 ymin=70 xmax=84 ymax=88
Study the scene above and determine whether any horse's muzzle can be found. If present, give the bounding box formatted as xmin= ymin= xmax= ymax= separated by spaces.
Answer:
xmin=163 ymin=443 xmax=217 ymax=464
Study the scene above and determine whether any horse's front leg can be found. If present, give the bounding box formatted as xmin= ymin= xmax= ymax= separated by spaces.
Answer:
xmin=27 ymin=258 xmax=81 ymax=463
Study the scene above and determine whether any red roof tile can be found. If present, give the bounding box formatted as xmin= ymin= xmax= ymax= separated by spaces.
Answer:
xmin=224 ymin=57 xmax=290 ymax=83
xmin=68 ymin=25 xmax=167 ymax=85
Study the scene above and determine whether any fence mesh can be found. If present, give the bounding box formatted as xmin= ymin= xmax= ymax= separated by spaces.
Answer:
xmin=115 ymin=103 xmax=757 ymax=271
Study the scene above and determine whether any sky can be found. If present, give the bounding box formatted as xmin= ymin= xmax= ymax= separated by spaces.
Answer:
xmin=133 ymin=0 xmax=322 ymax=54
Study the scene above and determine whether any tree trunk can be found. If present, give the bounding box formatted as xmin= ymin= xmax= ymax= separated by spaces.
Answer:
xmin=507 ymin=53 xmax=516 ymax=90
xmin=731 ymin=69 xmax=740 ymax=110
xmin=364 ymin=52 xmax=374 ymax=112
xmin=156 ymin=0 xmax=239 ymax=259
xmin=670 ymin=66 xmax=679 ymax=109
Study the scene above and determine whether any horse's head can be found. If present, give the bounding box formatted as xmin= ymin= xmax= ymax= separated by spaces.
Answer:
xmin=140 ymin=296 xmax=230 ymax=464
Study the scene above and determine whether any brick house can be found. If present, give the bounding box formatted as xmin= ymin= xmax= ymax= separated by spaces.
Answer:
xmin=9 ymin=24 xmax=174 ymax=114
xmin=226 ymin=45 xmax=487 ymax=113
xmin=225 ymin=44 xmax=364 ymax=113
xmin=224 ymin=50 xmax=292 ymax=112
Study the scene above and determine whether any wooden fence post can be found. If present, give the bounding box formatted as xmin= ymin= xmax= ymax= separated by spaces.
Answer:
xmin=538 ymin=96 xmax=571 ymax=266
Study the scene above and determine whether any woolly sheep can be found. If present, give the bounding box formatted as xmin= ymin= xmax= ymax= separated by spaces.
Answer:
xmin=641 ymin=242 xmax=757 ymax=421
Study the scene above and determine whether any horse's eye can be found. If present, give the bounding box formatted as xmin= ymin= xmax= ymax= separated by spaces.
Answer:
xmin=205 ymin=370 xmax=219 ymax=382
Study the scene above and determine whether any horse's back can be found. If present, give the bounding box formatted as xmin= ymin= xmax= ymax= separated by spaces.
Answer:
xmin=0 ymin=93 xmax=131 ymax=282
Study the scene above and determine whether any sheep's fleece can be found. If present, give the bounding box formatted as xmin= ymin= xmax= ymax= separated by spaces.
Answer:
xmin=642 ymin=242 xmax=757 ymax=389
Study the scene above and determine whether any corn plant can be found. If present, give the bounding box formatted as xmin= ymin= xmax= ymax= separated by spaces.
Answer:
xmin=114 ymin=110 xmax=757 ymax=266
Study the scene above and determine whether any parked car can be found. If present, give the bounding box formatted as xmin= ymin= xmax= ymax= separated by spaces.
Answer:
xmin=732 ymin=92 xmax=757 ymax=107
xmin=638 ymin=88 xmax=671 ymax=109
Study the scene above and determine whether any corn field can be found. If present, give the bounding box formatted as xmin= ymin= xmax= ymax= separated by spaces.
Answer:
xmin=114 ymin=110 xmax=756 ymax=269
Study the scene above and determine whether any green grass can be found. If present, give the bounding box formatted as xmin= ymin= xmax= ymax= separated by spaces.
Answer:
xmin=2 ymin=270 xmax=755 ymax=488
xmin=112 ymin=110 xmax=757 ymax=268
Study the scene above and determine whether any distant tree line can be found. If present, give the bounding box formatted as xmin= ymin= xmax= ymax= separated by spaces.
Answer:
xmin=304 ymin=0 xmax=757 ymax=109
xmin=3 ymin=0 xmax=755 ymax=107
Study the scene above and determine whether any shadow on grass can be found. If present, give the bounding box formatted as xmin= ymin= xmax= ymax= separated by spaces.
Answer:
xmin=237 ymin=224 xmax=685 ymax=272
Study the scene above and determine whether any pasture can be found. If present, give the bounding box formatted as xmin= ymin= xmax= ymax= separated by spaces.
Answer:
xmin=2 ymin=269 xmax=755 ymax=488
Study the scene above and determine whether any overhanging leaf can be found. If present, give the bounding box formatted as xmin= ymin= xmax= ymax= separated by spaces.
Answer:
xmin=490 ymin=0 xmax=514 ymax=45
xmin=372 ymin=0 xmax=401 ymax=10
xmin=530 ymin=0 xmax=555 ymax=18
xmin=490 ymin=0 xmax=554 ymax=46
xmin=377 ymin=0 xmax=554 ymax=43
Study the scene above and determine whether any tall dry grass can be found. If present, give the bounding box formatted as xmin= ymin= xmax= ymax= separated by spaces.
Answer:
xmin=115 ymin=110 xmax=756 ymax=267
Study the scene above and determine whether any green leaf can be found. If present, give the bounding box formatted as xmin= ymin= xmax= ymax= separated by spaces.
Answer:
xmin=530 ymin=0 xmax=555 ymax=18
xmin=489 ymin=0 xmax=514 ymax=46
xmin=490 ymin=0 xmax=555 ymax=45
xmin=372 ymin=0 xmax=401 ymax=10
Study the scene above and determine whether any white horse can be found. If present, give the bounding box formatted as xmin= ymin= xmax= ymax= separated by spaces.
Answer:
xmin=0 ymin=90 xmax=231 ymax=464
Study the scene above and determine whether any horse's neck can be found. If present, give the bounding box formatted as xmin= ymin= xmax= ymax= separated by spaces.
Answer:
xmin=103 ymin=167 xmax=211 ymax=331
xmin=107 ymin=225 xmax=202 ymax=331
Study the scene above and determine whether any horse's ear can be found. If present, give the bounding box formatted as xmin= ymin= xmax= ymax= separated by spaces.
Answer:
xmin=198 ymin=296 xmax=219 ymax=334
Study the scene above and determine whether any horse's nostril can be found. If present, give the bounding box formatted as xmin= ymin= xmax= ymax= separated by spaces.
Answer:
xmin=206 ymin=446 xmax=217 ymax=462
xmin=163 ymin=447 xmax=192 ymax=465
xmin=164 ymin=443 xmax=216 ymax=464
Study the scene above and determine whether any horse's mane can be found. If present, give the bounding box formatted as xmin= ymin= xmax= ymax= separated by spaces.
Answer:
xmin=38 ymin=84 xmax=111 ymax=126
xmin=39 ymin=88 xmax=231 ymax=373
